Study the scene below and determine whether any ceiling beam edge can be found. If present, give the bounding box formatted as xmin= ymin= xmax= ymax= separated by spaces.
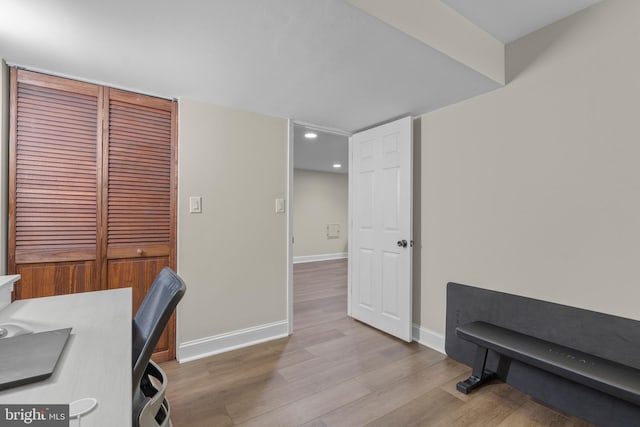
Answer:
xmin=345 ymin=0 xmax=505 ymax=85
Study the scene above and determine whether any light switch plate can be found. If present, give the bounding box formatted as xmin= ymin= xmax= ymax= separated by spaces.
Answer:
xmin=275 ymin=198 xmax=285 ymax=213
xmin=189 ymin=196 xmax=202 ymax=213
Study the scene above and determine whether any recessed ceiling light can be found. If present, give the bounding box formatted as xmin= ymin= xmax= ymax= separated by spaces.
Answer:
xmin=333 ymin=163 xmax=342 ymax=168
xmin=304 ymin=132 xmax=318 ymax=139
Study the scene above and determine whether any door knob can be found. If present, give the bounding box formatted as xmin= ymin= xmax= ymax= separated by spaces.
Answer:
xmin=397 ymin=240 xmax=408 ymax=248
xmin=137 ymin=248 xmax=143 ymax=255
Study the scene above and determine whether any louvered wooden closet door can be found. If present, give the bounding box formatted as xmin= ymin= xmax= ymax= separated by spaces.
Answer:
xmin=9 ymin=70 xmax=178 ymax=360
xmin=104 ymin=88 xmax=177 ymax=361
xmin=9 ymin=69 xmax=102 ymax=299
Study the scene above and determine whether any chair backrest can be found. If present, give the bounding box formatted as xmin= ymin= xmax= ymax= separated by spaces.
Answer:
xmin=132 ymin=267 xmax=186 ymax=394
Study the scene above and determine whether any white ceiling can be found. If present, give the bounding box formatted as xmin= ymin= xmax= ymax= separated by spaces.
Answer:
xmin=0 ymin=0 xmax=601 ymax=137
xmin=443 ymin=0 xmax=602 ymax=43
xmin=0 ymin=0 xmax=500 ymax=133
xmin=294 ymin=125 xmax=349 ymax=174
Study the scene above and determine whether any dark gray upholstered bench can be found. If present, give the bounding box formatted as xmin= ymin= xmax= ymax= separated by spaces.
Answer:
xmin=456 ymin=321 xmax=640 ymax=406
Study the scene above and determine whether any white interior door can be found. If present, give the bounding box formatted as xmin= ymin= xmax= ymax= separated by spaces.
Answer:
xmin=349 ymin=116 xmax=413 ymax=342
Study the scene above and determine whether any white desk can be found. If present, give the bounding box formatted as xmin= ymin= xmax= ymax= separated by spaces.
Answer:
xmin=0 ymin=275 xmax=20 ymax=310
xmin=0 ymin=289 xmax=132 ymax=426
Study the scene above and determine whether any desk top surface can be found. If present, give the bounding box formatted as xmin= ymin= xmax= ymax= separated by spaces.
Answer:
xmin=0 ymin=275 xmax=20 ymax=290
xmin=0 ymin=289 xmax=132 ymax=426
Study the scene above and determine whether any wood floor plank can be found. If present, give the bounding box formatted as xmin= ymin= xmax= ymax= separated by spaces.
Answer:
xmin=363 ymin=387 xmax=464 ymax=427
xmin=352 ymin=349 xmax=447 ymax=391
xmin=235 ymin=378 xmax=371 ymax=427
xmin=287 ymin=328 xmax=346 ymax=348
xmin=299 ymin=419 xmax=328 ymax=427
xmin=162 ymin=259 xmax=595 ymax=426
xmin=319 ymin=358 xmax=469 ymax=426
xmin=497 ymin=399 xmax=594 ymax=427
xmin=226 ymin=339 xmax=420 ymax=423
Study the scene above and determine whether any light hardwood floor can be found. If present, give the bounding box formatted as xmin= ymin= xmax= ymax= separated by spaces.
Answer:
xmin=162 ymin=259 xmax=592 ymax=426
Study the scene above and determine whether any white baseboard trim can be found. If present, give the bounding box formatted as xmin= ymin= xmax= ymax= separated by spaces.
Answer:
xmin=293 ymin=252 xmax=348 ymax=264
xmin=177 ymin=320 xmax=289 ymax=363
xmin=412 ymin=323 xmax=446 ymax=355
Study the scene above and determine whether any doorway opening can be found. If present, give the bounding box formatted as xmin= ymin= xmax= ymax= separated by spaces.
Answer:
xmin=288 ymin=122 xmax=350 ymax=332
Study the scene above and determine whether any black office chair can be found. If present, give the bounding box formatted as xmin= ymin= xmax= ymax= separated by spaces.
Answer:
xmin=132 ymin=267 xmax=186 ymax=427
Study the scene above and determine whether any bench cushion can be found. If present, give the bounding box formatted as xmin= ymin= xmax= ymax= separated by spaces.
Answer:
xmin=457 ymin=321 xmax=640 ymax=406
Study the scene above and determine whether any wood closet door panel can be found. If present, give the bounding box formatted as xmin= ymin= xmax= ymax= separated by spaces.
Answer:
xmin=107 ymin=257 xmax=172 ymax=361
xmin=10 ymin=69 xmax=102 ymax=299
xmin=14 ymin=261 xmax=99 ymax=300
xmin=105 ymin=89 xmax=174 ymax=257
xmin=103 ymin=88 xmax=177 ymax=360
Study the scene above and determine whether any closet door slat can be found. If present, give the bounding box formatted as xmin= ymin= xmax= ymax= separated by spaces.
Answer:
xmin=106 ymin=96 xmax=173 ymax=249
xmin=12 ymin=71 xmax=99 ymax=264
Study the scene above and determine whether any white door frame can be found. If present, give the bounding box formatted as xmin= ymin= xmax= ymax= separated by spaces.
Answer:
xmin=286 ymin=118 xmax=415 ymax=336
xmin=287 ymin=119 xmax=294 ymax=334
xmin=286 ymin=120 xmax=352 ymax=334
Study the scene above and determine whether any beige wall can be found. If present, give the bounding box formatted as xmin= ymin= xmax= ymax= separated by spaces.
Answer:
xmin=293 ymin=169 xmax=348 ymax=258
xmin=177 ymin=99 xmax=288 ymax=343
xmin=0 ymin=60 xmax=8 ymax=274
xmin=418 ymin=0 xmax=640 ymax=335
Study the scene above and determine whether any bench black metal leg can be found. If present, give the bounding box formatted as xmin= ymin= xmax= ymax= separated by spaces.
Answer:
xmin=456 ymin=345 xmax=495 ymax=394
